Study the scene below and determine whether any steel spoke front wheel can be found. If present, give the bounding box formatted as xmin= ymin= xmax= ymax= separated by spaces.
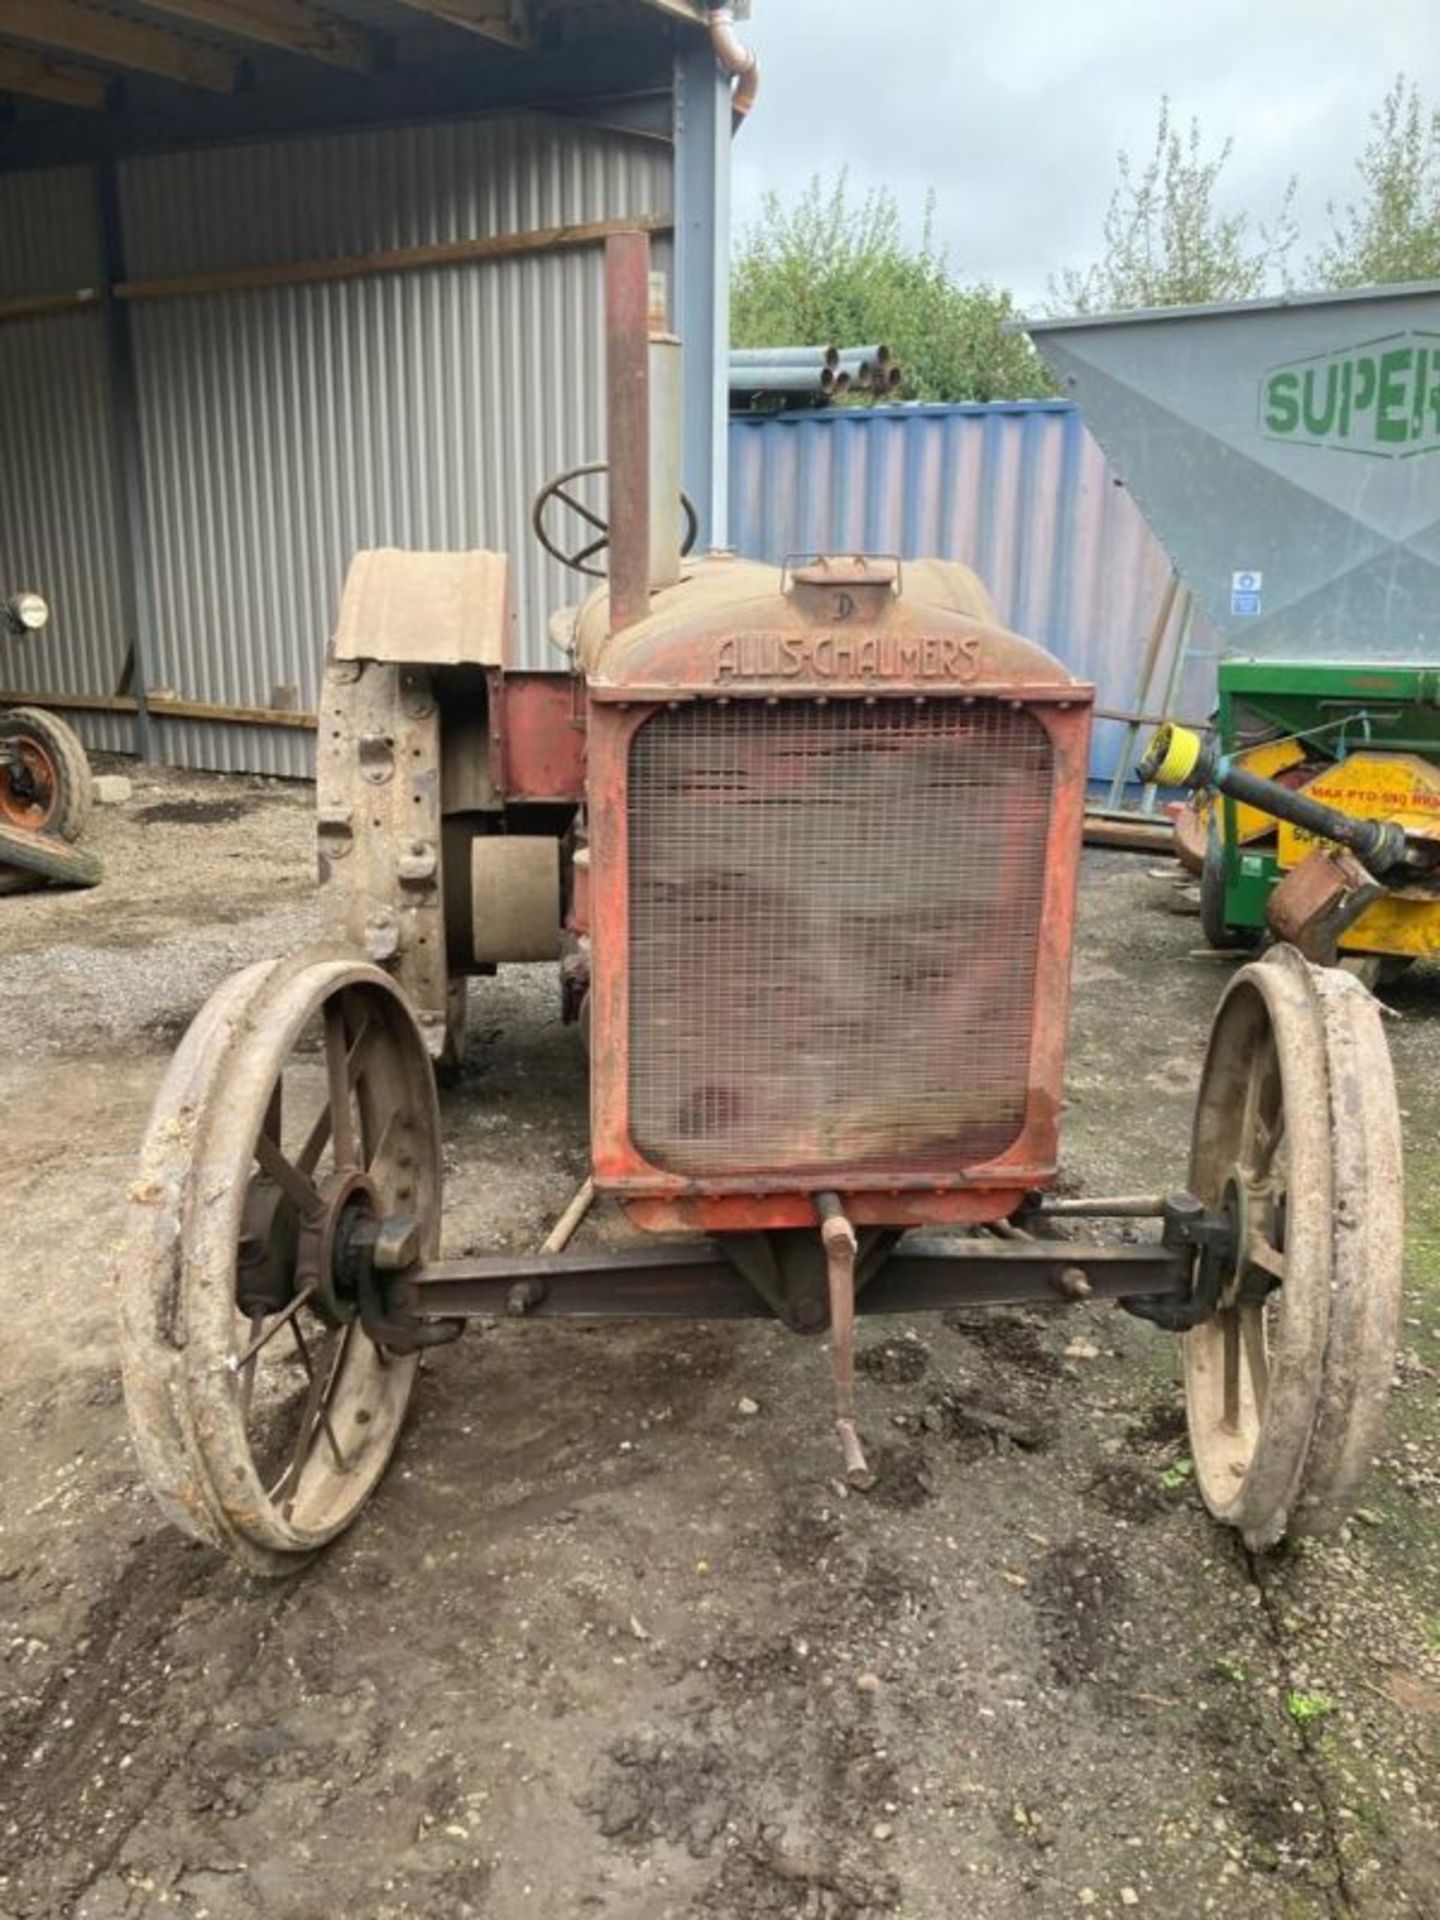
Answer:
xmin=1184 ymin=947 xmax=1333 ymax=1548
xmin=118 ymin=951 xmax=442 ymax=1574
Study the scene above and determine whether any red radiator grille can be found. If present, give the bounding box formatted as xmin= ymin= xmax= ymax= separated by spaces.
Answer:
xmin=626 ymin=699 xmax=1056 ymax=1177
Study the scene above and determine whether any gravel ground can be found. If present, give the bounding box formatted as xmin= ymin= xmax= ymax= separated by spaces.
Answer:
xmin=0 ymin=765 xmax=1436 ymax=1920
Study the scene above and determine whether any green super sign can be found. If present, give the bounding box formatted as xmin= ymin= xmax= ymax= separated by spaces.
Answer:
xmin=1260 ymin=330 xmax=1440 ymax=457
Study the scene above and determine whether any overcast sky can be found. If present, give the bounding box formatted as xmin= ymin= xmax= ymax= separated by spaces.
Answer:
xmin=730 ymin=0 xmax=1435 ymax=309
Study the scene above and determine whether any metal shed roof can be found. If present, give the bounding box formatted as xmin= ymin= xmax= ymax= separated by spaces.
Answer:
xmin=0 ymin=0 xmax=722 ymax=169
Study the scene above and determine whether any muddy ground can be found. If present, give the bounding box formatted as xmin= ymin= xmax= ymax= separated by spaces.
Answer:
xmin=1 ymin=764 xmax=1437 ymax=1920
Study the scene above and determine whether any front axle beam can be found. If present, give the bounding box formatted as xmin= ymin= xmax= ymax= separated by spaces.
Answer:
xmin=396 ymin=1236 xmax=1189 ymax=1324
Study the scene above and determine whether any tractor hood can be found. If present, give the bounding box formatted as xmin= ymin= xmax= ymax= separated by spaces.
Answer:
xmin=575 ymin=553 xmax=1086 ymax=700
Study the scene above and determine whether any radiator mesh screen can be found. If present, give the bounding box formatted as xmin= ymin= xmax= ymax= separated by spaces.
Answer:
xmin=626 ymin=700 xmax=1055 ymax=1176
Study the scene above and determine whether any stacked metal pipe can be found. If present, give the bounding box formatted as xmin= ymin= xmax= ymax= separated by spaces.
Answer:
xmin=728 ymin=345 xmax=904 ymax=408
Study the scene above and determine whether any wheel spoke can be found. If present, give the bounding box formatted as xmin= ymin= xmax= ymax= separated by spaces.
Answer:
xmin=272 ymin=1321 xmax=350 ymax=1505
xmin=297 ymin=1014 xmax=373 ymax=1175
xmin=237 ymin=1310 xmax=265 ymax=1420
xmin=364 ymin=1101 xmax=402 ymax=1175
xmin=288 ymin=1317 xmax=350 ymax=1473
xmin=1221 ymin=1312 xmax=1242 ymax=1431
xmin=228 ymin=1284 xmax=318 ymax=1370
xmin=1247 ymin=1235 xmax=1287 ymax=1284
xmin=1251 ymin=1106 xmax=1286 ymax=1180
xmin=325 ymin=1002 xmax=359 ymax=1171
xmin=1241 ymin=1309 xmax=1269 ymax=1417
xmin=1240 ymin=1036 xmax=1281 ymax=1170
xmin=256 ymin=1133 xmax=323 ymax=1217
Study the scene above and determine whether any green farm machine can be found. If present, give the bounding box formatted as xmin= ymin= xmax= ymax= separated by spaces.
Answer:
xmin=1031 ymin=282 xmax=1440 ymax=972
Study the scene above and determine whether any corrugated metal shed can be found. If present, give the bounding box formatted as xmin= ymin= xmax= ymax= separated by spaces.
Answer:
xmin=0 ymin=0 xmax=734 ymax=780
xmin=728 ymin=400 xmax=1216 ymax=779
xmin=0 ymin=169 xmax=133 ymax=755
xmin=120 ymin=114 xmax=672 ymax=774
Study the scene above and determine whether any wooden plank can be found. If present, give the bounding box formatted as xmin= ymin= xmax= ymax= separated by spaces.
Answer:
xmin=0 ymin=288 xmax=102 ymax=323
xmin=0 ymin=689 xmax=320 ymax=731
xmin=0 ymin=0 xmax=238 ymax=92
xmin=147 ymin=692 xmax=318 ymax=730
xmin=0 ymin=689 xmax=137 ymax=715
xmin=0 ymin=41 xmax=109 ymax=107
xmin=116 ymin=210 xmax=673 ymax=303
xmin=386 ymin=0 xmax=533 ymax=51
xmin=137 ymin=0 xmax=375 ymax=72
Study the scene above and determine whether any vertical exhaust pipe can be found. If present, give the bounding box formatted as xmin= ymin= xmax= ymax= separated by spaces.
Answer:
xmin=605 ymin=230 xmax=685 ymax=635
xmin=605 ymin=230 xmax=653 ymax=636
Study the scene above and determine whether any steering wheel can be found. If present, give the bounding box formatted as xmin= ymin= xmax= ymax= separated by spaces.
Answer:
xmin=532 ymin=460 xmax=699 ymax=579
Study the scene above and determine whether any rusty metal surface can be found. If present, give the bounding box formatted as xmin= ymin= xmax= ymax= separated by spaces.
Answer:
xmin=116 ymin=950 xmax=440 ymax=1573
xmin=1183 ymin=946 xmax=1334 ymax=1549
xmin=583 ymin=547 xmax=1094 ymax=1221
xmin=1265 ymin=846 xmax=1381 ymax=962
xmin=315 ymin=658 xmax=450 ymax=1055
xmin=332 ymin=549 xmax=510 ymax=668
xmin=1294 ymin=967 xmax=1405 ymax=1534
xmin=401 ymin=1237 xmax=1189 ymax=1321
xmin=605 ymin=230 xmax=653 ymax=636
xmin=493 ymin=671 xmax=586 ymax=801
xmin=625 ymin=700 xmax=1055 ymax=1175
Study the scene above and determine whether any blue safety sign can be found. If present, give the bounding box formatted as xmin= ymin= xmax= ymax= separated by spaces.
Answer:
xmin=1230 ymin=568 xmax=1263 ymax=616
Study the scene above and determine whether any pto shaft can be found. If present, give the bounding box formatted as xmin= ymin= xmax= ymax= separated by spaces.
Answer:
xmin=1139 ymin=723 xmax=1410 ymax=879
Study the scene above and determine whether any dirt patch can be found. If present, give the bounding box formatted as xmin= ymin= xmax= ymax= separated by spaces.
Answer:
xmin=925 ymin=1384 xmax=1059 ymax=1459
xmin=1126 ymin=1396 xmax=1190 ymax=1449
xmin=942 ymin=1307 xmax=1065 ymax=1380
xmin=1030 ymin=1539 xmax=1130 ymax=1687
xmin=136 ymin=798 xmax=251 ymax=825
xmin=856 ymin=1337 xmax=930 ymax=1385
xmin=1086 ymin=1457 xmax=1171 ymax=1522
xmin=584 ymin=1731 xmax=735 ymax=1856
xmin=702 ymin=1848 xmax=899 ymax=1919
xmin=864 ymin=1442 xmax=935 ymax=1509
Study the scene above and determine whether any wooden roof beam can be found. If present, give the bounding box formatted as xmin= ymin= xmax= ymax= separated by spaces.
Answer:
xmin=136 ymin=0 xmax=376 ymax=73
xmin=0 ymin=0 xmax=238 ymax=92
xmin=386 ymin=1 xmax=534 ymax=52
xmin=0 ymin=41 xmax=109 ymax=108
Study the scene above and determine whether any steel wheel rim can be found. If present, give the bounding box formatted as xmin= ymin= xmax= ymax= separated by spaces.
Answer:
xmin=0 ymin=737 xmax=58 ymax=832
xmin=1292 ymin=968 xmax=1404 ymax=1533
xmin=1183 ymin=948 xmax=1332 ymax=1545
xmin=119 ymin=951 xmax=441 ymax=1568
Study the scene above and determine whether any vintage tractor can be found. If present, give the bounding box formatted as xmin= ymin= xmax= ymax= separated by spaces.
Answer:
xmin=0 ymin=587 xmax=101 ymax=888
xmin=116 ymin=235 xmax=1405 ymax=1575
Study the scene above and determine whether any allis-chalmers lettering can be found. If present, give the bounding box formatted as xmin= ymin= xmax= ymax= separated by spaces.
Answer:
xmin=715 ymin=631 xmax=983 ymax=682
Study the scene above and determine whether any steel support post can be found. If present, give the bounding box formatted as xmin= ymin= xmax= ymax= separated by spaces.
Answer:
xmin=96 ymin=160 xmax=157 ymax=762
xmin=673 ymin=30 xmax=732 ymax=552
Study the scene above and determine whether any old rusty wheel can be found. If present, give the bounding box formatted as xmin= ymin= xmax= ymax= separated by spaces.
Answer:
xmin=1290 ymin=968 xmax=1404 ymax=1536
xmin=1184 ymin=946 xmax=1333 ymax=1548
xmin=118 ymin=951 xmax=441 ymax=1574
xmin=0 ymin=707 xmax=92 ymax=840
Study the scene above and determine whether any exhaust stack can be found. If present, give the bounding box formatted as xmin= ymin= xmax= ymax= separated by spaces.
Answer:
xmin=604 ymin=230 xmax=684 ymax=636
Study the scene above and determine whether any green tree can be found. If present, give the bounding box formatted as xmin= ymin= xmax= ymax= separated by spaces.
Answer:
xmin=1309 ymin=76 xmax=1440 ymax=288
xmin=731 ymin=173 xmax=1051 ymax=402
xmin=1050 ymin=99 xmax=1297 ymax=313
